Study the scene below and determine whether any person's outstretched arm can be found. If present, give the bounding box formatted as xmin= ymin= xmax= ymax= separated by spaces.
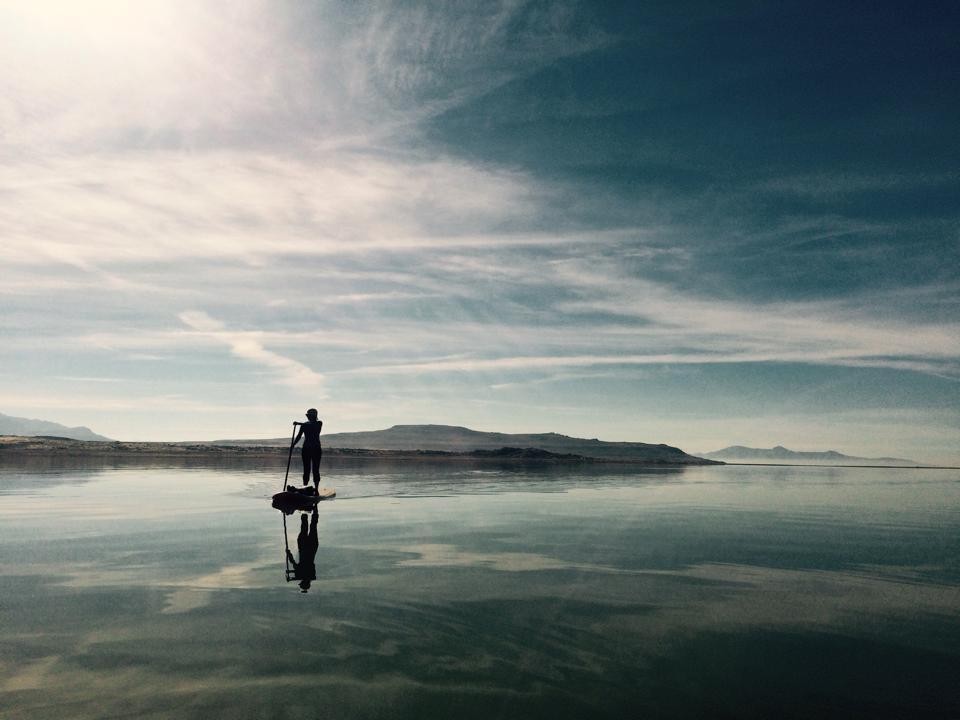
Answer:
xmin=292 ymin=422 xmax=304 ymax=446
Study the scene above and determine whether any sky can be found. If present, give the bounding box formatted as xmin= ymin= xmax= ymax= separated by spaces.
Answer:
xmin=1 ymin=1 xmax=958 ymax=463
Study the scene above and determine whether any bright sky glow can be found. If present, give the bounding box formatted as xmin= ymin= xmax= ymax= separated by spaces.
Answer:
xmin=1 ymin=1 xmax=958 ymax=463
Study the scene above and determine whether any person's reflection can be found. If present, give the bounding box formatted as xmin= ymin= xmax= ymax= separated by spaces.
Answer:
xmin=287 ymin=507 xmax=319 ymax=592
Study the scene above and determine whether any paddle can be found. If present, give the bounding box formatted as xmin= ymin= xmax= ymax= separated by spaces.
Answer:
xmin=281 ymin=422 xmax=298 ymax=492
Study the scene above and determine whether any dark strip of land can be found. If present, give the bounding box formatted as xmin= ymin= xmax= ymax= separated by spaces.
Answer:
xmin=0 ymin=436 xmax=719 ymax=465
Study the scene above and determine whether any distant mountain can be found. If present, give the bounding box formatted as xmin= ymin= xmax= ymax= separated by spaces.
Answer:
xmin=0 ymin=412 xmax=111 ymax=442
xmin=215 ymin=424 xmax=718 ymax=465
xmin=703 ymin=445 xmax=921 ymax=466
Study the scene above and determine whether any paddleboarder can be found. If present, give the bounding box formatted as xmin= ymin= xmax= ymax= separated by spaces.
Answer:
xmin=293 ymin=408 xmax=323 ymax=489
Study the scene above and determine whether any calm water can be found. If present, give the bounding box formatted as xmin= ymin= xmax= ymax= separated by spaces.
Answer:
xmin=1 ymin=460 xmax=958 ymax=719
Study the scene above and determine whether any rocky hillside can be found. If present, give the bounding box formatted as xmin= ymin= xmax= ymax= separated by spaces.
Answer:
xmin=216 ymin=424 xmax=717 ymax=465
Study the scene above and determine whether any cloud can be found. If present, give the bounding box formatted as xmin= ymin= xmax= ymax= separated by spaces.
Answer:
xmin=319 ymin=258 xmax=960 ymax=381
xmin=0 ymin=1 xmax=305 ymax=150
xmin=0 ymin=390 xmax=276 ymax=414
xmin=0 ymin=0 xmax=605 ymax=154
xmin=0 ymin=151 xmax=545 ymax=271
xmin=179 ymin=310 xmax=325 ymax=391
xmin=395 ymin=543 xmax=623 ymax=573
xmin=545 ymin=260 xmax=960 ymax=374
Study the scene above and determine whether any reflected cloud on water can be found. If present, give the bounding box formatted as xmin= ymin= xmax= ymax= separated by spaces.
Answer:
xmin=0 ymin=462 xmax=958 ymax=718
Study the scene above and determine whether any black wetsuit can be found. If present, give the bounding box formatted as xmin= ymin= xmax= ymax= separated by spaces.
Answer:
xmin=298 ymin=420 xmax=322 ymax=485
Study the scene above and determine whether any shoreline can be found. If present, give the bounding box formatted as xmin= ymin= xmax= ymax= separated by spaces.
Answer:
xmin=1 ymin=437 xmax=950 ymax=468
xmin=0 ymin=436 xmax=719 ymax=466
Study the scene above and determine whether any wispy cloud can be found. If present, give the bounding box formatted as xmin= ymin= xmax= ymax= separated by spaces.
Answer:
xmin=179 ymin=311 xmax=325 ymax=391
xmin=0 ymin=152 xmax=547 ymax=270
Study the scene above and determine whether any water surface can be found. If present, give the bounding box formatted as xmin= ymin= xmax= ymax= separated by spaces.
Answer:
xmin=1 ymin=461 xmax=958 ymax=718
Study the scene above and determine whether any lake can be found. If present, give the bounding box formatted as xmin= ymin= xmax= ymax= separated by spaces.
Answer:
xmin=1 ymin=460 xmax=958 ymax=719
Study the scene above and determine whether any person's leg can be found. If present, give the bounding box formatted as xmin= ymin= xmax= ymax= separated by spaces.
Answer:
xmin=311 ymin=449 xmax=322 ymax=488
xmin=301 ymin=447 xmax=310 ymax=485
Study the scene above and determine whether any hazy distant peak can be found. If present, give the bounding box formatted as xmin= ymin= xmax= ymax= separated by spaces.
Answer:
xmin=703 ymin=444 xmax=920 ymax=466
xmin=389 ymin=424 xmax=477 ymax=432
xmin=0 ymin=412 xmax=111 ymax=442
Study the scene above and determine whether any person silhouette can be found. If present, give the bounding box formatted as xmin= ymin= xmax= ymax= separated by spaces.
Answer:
xmin=293 ymin=408 xmax=323 ymax=489
xmin=286 ymin=507 xmax=319 ymax=592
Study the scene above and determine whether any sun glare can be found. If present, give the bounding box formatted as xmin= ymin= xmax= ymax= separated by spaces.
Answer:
xmin=0 ymin=0 xmax=207 ymax=99
xmin=3 ymin=0 xmax=185 ymax=48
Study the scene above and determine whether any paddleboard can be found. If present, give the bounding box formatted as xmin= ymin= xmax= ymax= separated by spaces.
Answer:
xmin=271 ymin=486 xmax=336 ymax=512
